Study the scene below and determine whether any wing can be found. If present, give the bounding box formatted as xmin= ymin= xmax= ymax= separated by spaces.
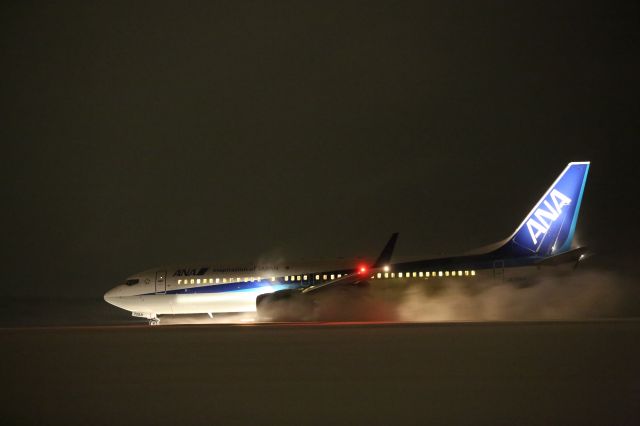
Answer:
xmin=302 ymin=233 xmax=398 ymax=294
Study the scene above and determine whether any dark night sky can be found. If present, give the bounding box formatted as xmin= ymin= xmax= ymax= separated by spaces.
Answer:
xmin=2 ymin=1 xmax=639 ymax=299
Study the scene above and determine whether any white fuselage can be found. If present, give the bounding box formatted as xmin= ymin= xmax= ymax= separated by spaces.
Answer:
xmin=103 ymin=258 xmax=491 ymax=318
xmin=104 ymin=260 xmax=363 ymax=318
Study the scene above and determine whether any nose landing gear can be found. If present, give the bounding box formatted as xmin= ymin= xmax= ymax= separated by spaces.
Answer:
xmin=132 ymin=312 xmax=160 ymax=325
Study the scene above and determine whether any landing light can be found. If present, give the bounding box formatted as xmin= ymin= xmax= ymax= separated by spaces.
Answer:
xmin=383 ymin=265 xmax=390 ymax=272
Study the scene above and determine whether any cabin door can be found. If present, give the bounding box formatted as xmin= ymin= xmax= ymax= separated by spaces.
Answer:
xmin=492 ymin=260 xmax=504 ymax=281
xmin=155 ymin=271 xmax=167 ymax=294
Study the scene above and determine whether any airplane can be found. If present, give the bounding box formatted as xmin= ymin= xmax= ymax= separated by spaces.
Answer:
xmin=104 ymin=161 xmax=590 ymax=325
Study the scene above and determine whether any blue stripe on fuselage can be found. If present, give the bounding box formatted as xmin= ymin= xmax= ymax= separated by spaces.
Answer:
xmin=143 ymin=280 xmax=300 ymax=296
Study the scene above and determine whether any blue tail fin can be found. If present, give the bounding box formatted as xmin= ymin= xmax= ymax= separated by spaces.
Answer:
xmin=506 ymin=161 xmax=590 ymax=257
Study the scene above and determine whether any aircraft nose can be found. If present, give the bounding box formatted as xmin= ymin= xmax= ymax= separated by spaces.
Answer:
xmin=103 ymin=286 xmax=122 ymax=305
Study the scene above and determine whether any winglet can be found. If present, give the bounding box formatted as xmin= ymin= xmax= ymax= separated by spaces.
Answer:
xmin=372 ymin=233 xmax=399 ymax=268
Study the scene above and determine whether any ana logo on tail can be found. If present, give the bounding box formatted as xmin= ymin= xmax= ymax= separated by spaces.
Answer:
xmin=526 ymin=189 xmax=572 ymax=245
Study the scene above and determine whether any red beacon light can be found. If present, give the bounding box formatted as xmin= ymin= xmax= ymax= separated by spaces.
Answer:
xmin=357 ymin=264 xmax=368 ymax=275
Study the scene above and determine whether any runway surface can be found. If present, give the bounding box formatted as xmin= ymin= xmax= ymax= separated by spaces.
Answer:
xmin=2 ymin=320 xmax=639 ymax=425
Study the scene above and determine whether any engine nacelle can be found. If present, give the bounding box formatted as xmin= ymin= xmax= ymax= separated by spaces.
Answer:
xmin=256 ymin=289 xmax=315 ymax=322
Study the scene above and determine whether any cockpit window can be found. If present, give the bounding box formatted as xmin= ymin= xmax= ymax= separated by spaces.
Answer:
xmin=125 ymin=279 xmax=139 ymax=286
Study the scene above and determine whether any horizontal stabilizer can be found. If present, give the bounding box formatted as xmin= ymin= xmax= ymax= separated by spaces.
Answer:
xmin=536 ymin=247 xmax=588 ymax=266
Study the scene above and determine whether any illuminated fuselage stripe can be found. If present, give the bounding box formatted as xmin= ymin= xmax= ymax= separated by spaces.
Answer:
xmin=143 ymin=281 xmax=299 ymax=296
